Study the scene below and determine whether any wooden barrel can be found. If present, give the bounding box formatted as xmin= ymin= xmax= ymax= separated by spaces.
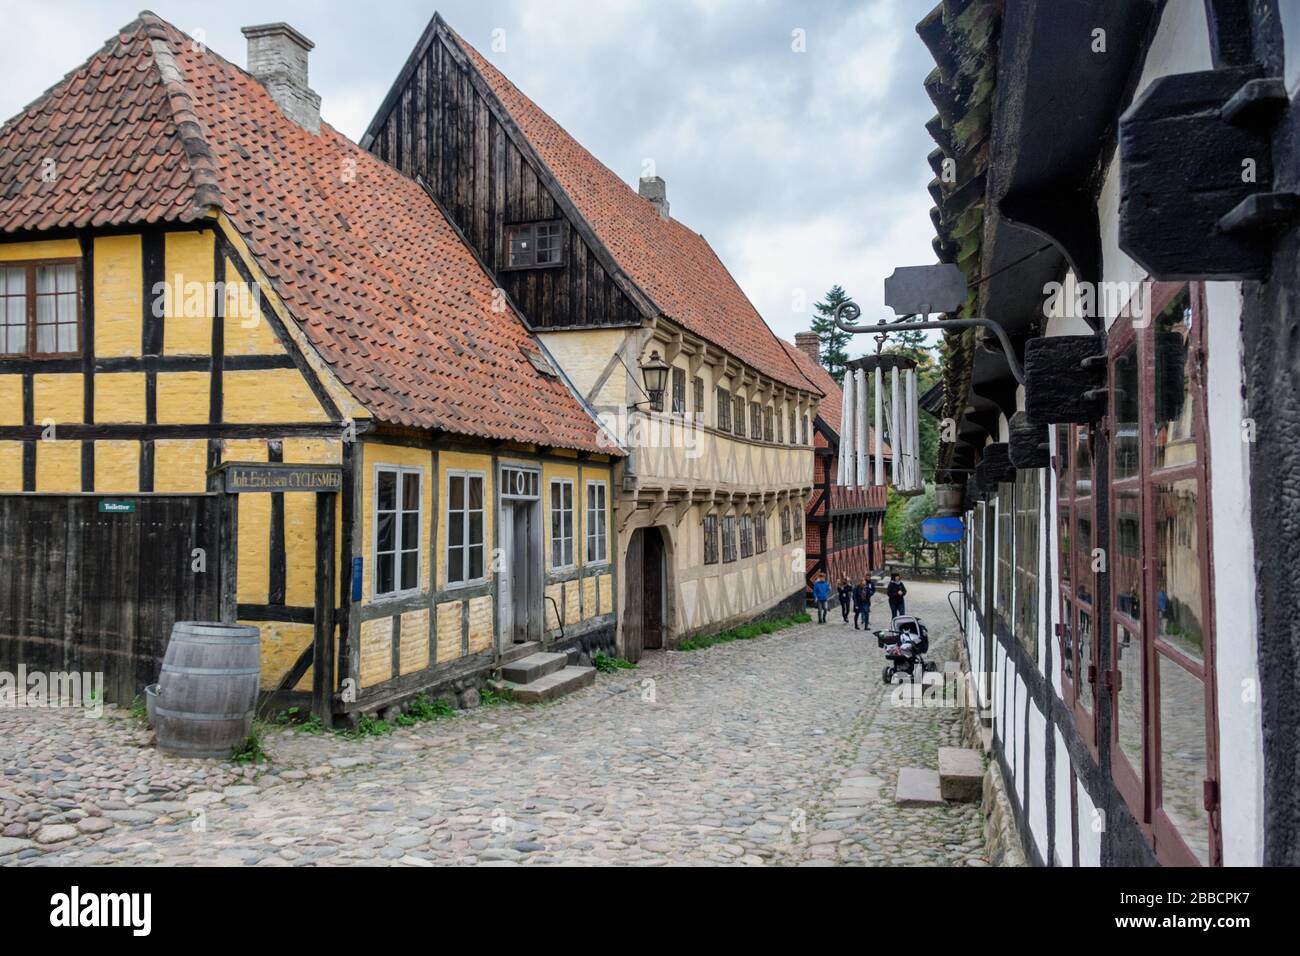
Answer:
xmin=155 ymin=622 xmax=261 ymax=759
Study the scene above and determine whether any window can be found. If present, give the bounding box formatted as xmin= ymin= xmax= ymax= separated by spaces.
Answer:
xmin=789 ymin=409 xmax=797 ymax=444
xmin=721 ymin=514 xmax=737 ymax=563
xmin=733 ymin=396 xmax=746 ymax=437
xmin=764 ymin=407 xmax=774 ymax=442
xmin=550 ymin=479 xmax=574 ymax=568
xmin=802 ymin=414 xmax=810 ymax=445
xmin=671 ymin=367 xmax=686 ymax=415
xmin=693 ymin=376 xmax=705 ymax=423
xmin=504 ymin=221 xmax=564 ymax=269
xmin=971 ymin=501 xmax=985 ymax=611
xmin=739 ymin=513 xmax=754 ymax=558
xmin=375 ymin=467 xmax=422 ymax=596
xmin=1056 ymin=421 xmax=1096 ymax=738
xmin=447 ymin=471 xmax=485 ymax=586
xmin=1014 ymin=468 xmax=1041 ymax=662
xmin=996 ymin=482 xmax=1014 ymax=630
xmin=1107 ymin=284 xmax=1217 ymax=866
xmin=703 ymin=514 xmax=719 ymax=565
xmin=750 ymin=401 xmax=762 ymax=439
xmin=756 ymin=509 xmax=768 ymax=554
xmin=586 ymin=481 xmax=608 ymax=564
xmin=781 ymin=506 xmax=791 ymax=545
xmin=716 ymin=386 xmax=732 ymax=431
xmin=793 ymin=505 xmax=803 ymax=538
xmin=776 ymin=407 xmax=785 ymax=443
xmin=0 ymin=260 xmax=81 ymax=356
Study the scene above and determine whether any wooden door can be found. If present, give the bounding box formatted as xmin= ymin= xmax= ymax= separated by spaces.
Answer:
xmin=643 ymin=529 xmax=664 ymax=650
xmin=624 ymin=529 xmax=643 ymax=662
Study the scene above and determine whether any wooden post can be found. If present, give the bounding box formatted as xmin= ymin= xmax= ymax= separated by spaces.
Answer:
xmin=218 ymin=492 xmax=239 ymax=625
xmin=313 ymin=492 xmax=336 ymax=729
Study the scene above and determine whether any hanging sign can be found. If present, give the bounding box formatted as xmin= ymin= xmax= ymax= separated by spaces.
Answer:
xmin=222 ymin=463 xmax=343 ymax=493
xmin=884 ymin=263 xmax=967 ymax=316
xmin=922 ymin=516 xmax=965 ymax=543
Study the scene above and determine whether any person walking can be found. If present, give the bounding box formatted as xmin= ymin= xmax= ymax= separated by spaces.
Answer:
xmin=837 ymin=576 xmax=853 ymax=623
xmin=853 ymin=576 xmax=875 ymax=630
xmin=812 ymin=574 xmax=831 ymax=624
xmin=887 ymin=573 xmax=907 ymax=619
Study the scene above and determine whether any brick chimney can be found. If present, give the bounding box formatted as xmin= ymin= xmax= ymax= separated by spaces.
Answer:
xmin=795 ymin=332 xmax=821 ymax=365
xmin=242 ymin=23 xmax=321 ymax=135
xmin=638 ymin=176 xmax=670 ymax=219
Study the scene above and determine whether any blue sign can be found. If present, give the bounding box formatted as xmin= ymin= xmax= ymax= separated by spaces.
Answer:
xmin=351 ymin=557 xmax=364 ymax=602
xmin=922 ymin=516 xmax=965 ymax=543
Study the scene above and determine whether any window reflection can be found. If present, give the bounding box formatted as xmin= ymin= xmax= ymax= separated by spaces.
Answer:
xmin=1154 ymin=478 xmax=1203 ymax=663
xmin=1115 ymin=623 xmax=1143 ymax=779
xmin=1114 ymin=487 xmax=1142 ymax=620
xmin=1160 ymin=654 xmax=1210 ymax=865
xmin=1154 ymin=292 xmax=1196 ymax=470
xmin=1078 ymin=610 xmax=1093 ymax=714
xmin=1114 ymin=342 xmax=1140 ymax=480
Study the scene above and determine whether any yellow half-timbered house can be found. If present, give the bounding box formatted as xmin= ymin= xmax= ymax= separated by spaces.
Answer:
xmin=0 ymin=15 xmax=619 ymax=721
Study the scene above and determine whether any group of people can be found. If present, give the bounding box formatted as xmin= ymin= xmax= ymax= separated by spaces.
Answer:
xmin=810 ymin=572 xmax=907 ymax=628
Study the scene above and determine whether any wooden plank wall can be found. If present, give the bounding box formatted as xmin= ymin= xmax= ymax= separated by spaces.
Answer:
xmin=368 ymin=29 xmax=643 ymax=331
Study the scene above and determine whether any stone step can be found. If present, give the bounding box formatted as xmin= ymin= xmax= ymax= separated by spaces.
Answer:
xmin=499 ymin=651 xmax=568 ymax=685
xmin=492 ymin=666 xmax=596 ymax=704
xmin=499 ymin=641 xmax=542 ymax=666
xmin=938 ymin=747 xmax=984 ymax=802
xmin=894 ymin=767 xmax=945 ymax=807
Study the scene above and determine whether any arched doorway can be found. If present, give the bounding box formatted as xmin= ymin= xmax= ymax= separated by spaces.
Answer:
xmin=624 ymin=526 xmax=666 ymax=662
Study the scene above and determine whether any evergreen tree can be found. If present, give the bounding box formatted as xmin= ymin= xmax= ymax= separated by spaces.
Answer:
xmin=811 ymin=285 xmax=853 ymax=384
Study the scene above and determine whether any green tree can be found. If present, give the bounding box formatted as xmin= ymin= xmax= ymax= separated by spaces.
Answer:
xmin=811 ymin=285 xmax=853 ymax=384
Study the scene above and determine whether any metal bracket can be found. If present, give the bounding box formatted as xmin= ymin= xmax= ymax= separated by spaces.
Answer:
xmin=834 ymin=301 xmax=1024 ymax=385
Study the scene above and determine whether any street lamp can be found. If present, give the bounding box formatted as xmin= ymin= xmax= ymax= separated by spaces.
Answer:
xmin=640 ymin=349 xmax=670 ymax=412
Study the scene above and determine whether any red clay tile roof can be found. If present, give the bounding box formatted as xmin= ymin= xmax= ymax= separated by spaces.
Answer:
xmin=781 ymin=340 xmax=888 ymax=456
xmin=0 ymin=14 xmax=615 ymax=454
xmin=444 ymin=25 xmax=820 ymax=397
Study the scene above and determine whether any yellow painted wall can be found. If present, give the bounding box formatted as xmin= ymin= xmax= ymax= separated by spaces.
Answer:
xmin=282 ymin=438 xmax=343 ymax=608
xmin=94 ymin=441 xmax=138 ymax=493
xmin=162 ymin=231 xmax=214 ymax=357
xmin=94 ymin=235 xmax=142 ymax=358
xmin=225 ymin=369 xmax=329 ymax=424
xmin=223 ymin=261 xmax=285 ymax=355
xmin=35 ymin=441 xmax=80 ymax=492
xmin=0 ymin=239 xmax=81 ymax=262
xmin=226 ymin=440 xmax=270 ymax=605
xmin=94 ymin=373 xmax=147 ymax=424
xmin=156 ymin=371 xmax=210 ymax=425
xmin=0 ymin=442 xmax=22 ymax=491
xmin=33 ymin=374 xmax=83 ymax=426
xmin=0 ymin=377 xmax=21 ymax=427
xmin=153 ymin=439 xmax=207 ymax=493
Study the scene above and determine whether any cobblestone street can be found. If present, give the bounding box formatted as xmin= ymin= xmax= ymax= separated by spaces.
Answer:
xmin=1 ymin=581 xmax=987 ymax=866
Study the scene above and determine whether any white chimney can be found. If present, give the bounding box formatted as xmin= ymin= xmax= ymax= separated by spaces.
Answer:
xmin=639 ymin=176 xmax=670 ymax=219
xmin=242 ymin=23 xmax=321 ymax=135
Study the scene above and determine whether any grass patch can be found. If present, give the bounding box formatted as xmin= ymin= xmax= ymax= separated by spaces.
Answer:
xmin=395 ymin=693 xmax=454 ymax=727
xmin=338 ymin=713 xmax=394 ymax=740
xmin=592 ymin=652 xmax=638 ymax=673
xmin=677 ymin=613 xmax=812 ymax=652
xmin=232 ymin=724 xmax=269 ymax=765
xmin=129 ymin=694 xmax=147 ymax=722
xmin=480 ymin=686 xmax=508 ymax=707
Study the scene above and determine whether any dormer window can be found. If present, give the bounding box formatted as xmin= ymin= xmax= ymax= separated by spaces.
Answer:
xmin=504 ymin=220 xmax=564 ymax=269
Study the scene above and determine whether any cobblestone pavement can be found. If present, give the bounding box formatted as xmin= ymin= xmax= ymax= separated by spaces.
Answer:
xmin=1 ymin=580 xmax=987 ymax=866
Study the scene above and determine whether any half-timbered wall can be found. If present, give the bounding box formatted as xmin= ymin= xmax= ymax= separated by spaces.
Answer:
xmin=366 ymin=27 xmax=643 ymax=331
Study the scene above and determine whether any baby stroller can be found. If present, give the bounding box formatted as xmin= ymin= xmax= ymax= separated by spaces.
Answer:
xmin=874 ymin=615 xmax=936 ymax=684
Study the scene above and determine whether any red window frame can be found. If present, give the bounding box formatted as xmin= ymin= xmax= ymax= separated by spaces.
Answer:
xmin=0 ymin=257 xmax=83 ymax=358
xmin=1055 ymin=421 xmax=1098 ymax=751
xmin=1106 ymin=282 xmax=1221 ymax=866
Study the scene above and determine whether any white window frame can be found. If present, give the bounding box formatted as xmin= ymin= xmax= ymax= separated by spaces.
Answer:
xmin=550 ymin=478 xmax=575 ymax=569
xmin=586 ymin=479 xmax=609 ymax=565
xmin=445 ymin=468 xmax=487 ymax=588
xmin=372 ymin=464 xmax=423 ymax=599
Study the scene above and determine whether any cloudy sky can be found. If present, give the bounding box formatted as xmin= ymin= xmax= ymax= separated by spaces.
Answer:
xmin=2 ymin=0 xmax=941 ymax=351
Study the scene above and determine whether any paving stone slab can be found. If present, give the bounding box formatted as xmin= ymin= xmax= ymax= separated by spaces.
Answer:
xmin=938 ymin=747 xmax=984 ymax=802
xmin=895 ymin=768 xmax=945 ymax=807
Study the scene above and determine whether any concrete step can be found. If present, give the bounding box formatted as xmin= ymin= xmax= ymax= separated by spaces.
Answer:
xmin=499 ymin=641 xmax=541 ymax=666
xmin=492 ymin=666 xmax=596 ymax=704
xmin=938 ymin=747 xmax=984 ymax=802
xmin=894 ymin=767 xmax=945 ymax=807
xmin=499 ymin=651 xmax=568 ymax=685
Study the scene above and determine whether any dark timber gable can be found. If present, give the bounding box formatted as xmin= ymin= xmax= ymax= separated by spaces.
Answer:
xmin=363 ymin=15 xmax=648 ymax=331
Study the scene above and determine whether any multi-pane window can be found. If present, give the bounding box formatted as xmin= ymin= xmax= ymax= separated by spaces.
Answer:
xmin=802 ymin=415 xmax=810 ymax=445
xmin=776 ymin=407 xmax=784 ymax=443
xmin=550 ymin=479 xmax=574 ymax=568
xmin=1014 ymin=468 xmax=1041 ymax=662
xmin=793 ymin=505 xmax=803 ymax=538
xmin=781 ymin=506 xmax=791 ymax=544
xmin=721 ymin=515 xmax=737 ymax=563
xmin=0 ymin=260 xmax=80 ymax=356
xmin=739 ymin=513 xmax=754 ymax=558
xmin=703 ymin=514 xmax=719 ymax=565
xmin=789 ymin=409 xmax=797 ymax=444
xmin=693 ymin=376 xmax=705 ymax=423
xmin=586 ymin=481 xmax=608 ymax=563
xmin=756 ymin=510 xmax=768 ymax=553
xmin=764 ymin=407 xmax=774 ymax=442
xmin=505 ymin=221 xmax=563 ymax=268
xmin=446 ymin=471 xmax=485 ymax=585
xmin=671 ymin=367 xmax=686 ymax=415
xmin=716 ymin=386 xmax=732 ymax=431
xmin=996 ymin=482 xmax=1014 ymax=629
xmin=375 ymin=467 xmax=422 ymax=596
xmin=750 ymin=401 xmax=762 ymax=439
xmin=1107 ymin=284 xmax=1217 ymax=866
xmin=971 ymin=501 xmax=985 ymax=610
xmin=733 ymin=396 xmax=746 ymax=437
xmin=1056 ymin=420 xmax=1096 ymax=738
